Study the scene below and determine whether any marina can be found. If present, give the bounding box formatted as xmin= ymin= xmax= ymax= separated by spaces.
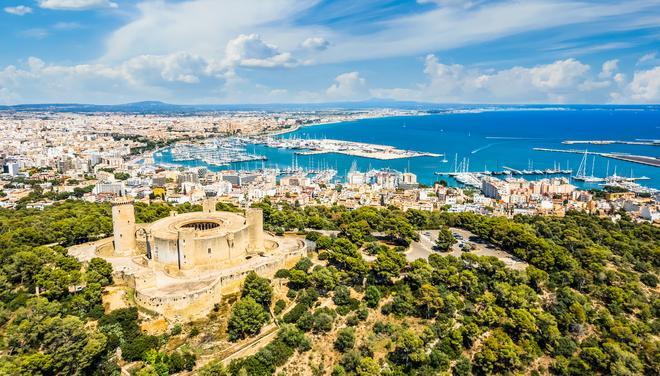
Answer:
xmin=170 ymin=138 xmax=266 ymax=166
xmin=436 ymin=155 xmax=573 ymax=178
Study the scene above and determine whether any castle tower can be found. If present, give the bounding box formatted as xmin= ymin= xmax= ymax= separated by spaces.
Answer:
xmin=202 ymin=198 xmax=217 ymax=214
xmin=245 ymin=208 xmax=264 ymax=253
xmin=176 ymin=227 xmax=195 ymax=270
xmin=112 ymin=198 xmax=136 ymax=256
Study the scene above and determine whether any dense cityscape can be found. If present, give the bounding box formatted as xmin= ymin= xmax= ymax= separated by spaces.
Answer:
xmin=1 ymin=110 xmax=658 ymax=222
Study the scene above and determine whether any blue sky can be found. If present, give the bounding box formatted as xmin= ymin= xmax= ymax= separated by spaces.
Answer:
xmin=1 ymin=0 xmax=659 ymax=104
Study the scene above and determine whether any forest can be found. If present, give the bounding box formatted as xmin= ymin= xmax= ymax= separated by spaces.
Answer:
xmin=0 ymin=199 xmax=657 ymax=375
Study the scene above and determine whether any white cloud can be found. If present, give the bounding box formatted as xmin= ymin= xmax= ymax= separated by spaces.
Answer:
xmin=416 ymin=0 xmax=477 ymax=9
xmin=53 ymin=21 xmax=83 ymax=30
xmin=373 ymin=56 xmax=598 ymax=103
xmin=599 ymin=59 xmax=618 ymax=78
xmin=4 ymin=5 xmax=32 ymax=15
xmin=614 ymin=73 xmax=626 ymax=84
xmin=102 ymin=0 xmax=320 ymax=62
xmin=38 ymin=0 xmax=117 ymax=10
xmin=623 ymin=67 xmax=660 ymax=102
xmin=21 ymin=28 xmax=49 ymax=39
xmin=316 ymin=0 xmax=659 ymax=64
xmin=224 ymin=34 xmax=299 ymax=68
xmin=0 ymin=53 xmax=228 ymax=104
xmin=578 ymin=80 xmax=611 ymax=91
xmin=301 ymin=37 xmax=330 ymax=51
xmin=98 ymin=0 xmax=659 ymax=67
xmin=637 ymin=52 xmax=658 ymax=66
xmin=326 ymin=72 xmax=367 ymax=100
xmin=122 ymin=53 xmax=215 ymax=84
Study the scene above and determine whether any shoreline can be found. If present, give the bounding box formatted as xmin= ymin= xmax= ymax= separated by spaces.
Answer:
xmin=262 ymin=112 xmax=429 ymax=137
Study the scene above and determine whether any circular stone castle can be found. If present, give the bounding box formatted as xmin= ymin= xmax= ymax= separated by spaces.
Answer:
xmin=70 ymin=198 xmax=306 ymax=321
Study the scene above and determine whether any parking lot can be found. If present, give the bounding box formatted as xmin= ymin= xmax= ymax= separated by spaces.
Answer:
xmin=408 ymin=228 xmax=529 ymax=270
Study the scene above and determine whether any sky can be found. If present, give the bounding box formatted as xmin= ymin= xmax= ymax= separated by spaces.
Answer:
xmin=1 ymin=0 xmax=659 ymax=105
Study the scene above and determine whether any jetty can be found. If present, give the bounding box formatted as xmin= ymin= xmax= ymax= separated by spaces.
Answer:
xmin=436 ymin=168 xmax=571 ymax=177
xmin=255 ymin=137 xmax=441 ymax=160
xmin=533 ymin=148 xmax=660 ymax=168
xmin=601 ymin=154 xmax=660 ymax=168
xmin=562 ymin=139 xmax=658 ymax=146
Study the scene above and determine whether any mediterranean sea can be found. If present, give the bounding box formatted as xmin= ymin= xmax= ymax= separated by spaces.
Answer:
xmin=154 ymin=107 xmax=660 ymax=189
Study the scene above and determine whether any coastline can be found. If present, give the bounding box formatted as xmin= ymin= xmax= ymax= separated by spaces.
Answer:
xmin=263 ymin=112 xmax=429 ymax=137
xmin=264 ymin=120 xmax=360 ymax=137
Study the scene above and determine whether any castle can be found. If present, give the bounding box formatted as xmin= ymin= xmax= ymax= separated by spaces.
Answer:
xmin=71 ymin=199 xmax=306 ymax=321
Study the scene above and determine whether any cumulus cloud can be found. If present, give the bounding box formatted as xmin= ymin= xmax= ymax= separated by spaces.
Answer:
xmin=613 ymin=73 xmax=626 ymax=85
xmin=301 ymin=37 xmax=330 ymax=51
xmin=599 ymin=59 xmax=618 ymax=78
xmin=326 ymin=72 xmax=367 ymax=100
xmin=102 ymin=0 xmax=318 ymax=62
xmin=224 ymin=34 xmax=299 ymax=68
xmin=0 ymin=53 xmax=228 ymax=104
xmin=622 ymin=67 xmax=660 ymax=102
xmin=38 ymin=0 xmax=117 ymax=10
xmin=4 ymin=5 xmax=32 ymax=15
xmin=373 ymin=55 xmax=601 ymax=103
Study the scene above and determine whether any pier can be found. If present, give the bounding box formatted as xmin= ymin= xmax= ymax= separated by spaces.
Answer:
xmin=255 ymin=137 xmax=442 ymax=160
xmin=534 ymin=148 xmax=660 ymax=168
xmin=602 ymin=154 xmax=660 ymax=168
xmin=562 ymin=139 xmax=658 ymax=146
xmin=436 ymin=168 xmax=571 ymax=177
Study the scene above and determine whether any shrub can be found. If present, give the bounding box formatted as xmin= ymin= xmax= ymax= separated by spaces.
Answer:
xmin=227 ymin=297 xmax=270 ymax=341
xmin=274 ymin=299 xmax=287 ymax=315
xmin=334 ymin=328 xmax=356 ymax=352
xmin=275 ymin=269 xmax=290 ymax=279
xmin=283 ymin=303 xmax=309 ymax=324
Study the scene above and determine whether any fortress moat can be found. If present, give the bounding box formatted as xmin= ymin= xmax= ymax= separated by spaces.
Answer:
xmin=69 ymin=199 xmax=306 ymax=321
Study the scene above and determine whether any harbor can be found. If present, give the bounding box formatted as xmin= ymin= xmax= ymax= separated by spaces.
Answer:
xmin=150 ymin=111 xmax=660 ymax=190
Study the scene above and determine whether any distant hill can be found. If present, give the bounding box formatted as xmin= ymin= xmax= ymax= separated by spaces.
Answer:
xmin=0 ymin=100 xmax=657 ymax=114
xmin=0 ymin=99 xmax=444 ymax=113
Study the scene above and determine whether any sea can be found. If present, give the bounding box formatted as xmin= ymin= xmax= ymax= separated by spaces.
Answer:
xmin=153 ymin=107 xmax=660 ymax=189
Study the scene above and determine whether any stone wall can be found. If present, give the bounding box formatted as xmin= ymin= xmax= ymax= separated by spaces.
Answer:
xmin=134 ymin=240 xmax=307 ymax=321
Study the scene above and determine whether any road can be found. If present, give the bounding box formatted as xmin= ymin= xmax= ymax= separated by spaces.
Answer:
xmin=408 ymin=228 xmax=529 ymax=270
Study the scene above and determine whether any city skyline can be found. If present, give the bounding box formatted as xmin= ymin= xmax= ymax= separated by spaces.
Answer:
xmin=1 ymin=0 xmax=659 ymax=104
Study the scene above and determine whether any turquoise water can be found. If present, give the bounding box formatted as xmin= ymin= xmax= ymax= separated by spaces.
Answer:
xmin=154 ymin=108 xmax=660 ymax=189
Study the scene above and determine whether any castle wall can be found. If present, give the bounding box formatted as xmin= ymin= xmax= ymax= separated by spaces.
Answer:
xmin=151 ymin=226 xmax=250 ymax=270
xmin=133 ymin=241 xmax=307 ymax=321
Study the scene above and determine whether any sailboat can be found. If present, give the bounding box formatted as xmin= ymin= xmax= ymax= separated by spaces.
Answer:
xmin=573 ymin=151 xmax=604 ymax=182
